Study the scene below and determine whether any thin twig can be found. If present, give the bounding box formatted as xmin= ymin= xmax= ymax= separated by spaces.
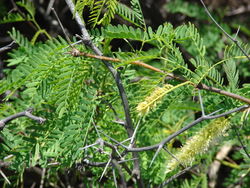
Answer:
xmin=39 ymin=168 xmax=46 ymax=188
xmin=69 ymin=50 xmax=250 ymax=105
xmin=68 ymin=50 xmax=165 ymax=74
xmin=78 ymin=142 xmax=100 ymax=150
xmin=99 ymin=158 xmax=112 ymax=182
xmin=198 ymin=90 xmax=205 ymax=116
xmin=231 ymin=124 xmax=250 ymax=159
xmin=0 ymin=41 xmax=16 ymax=53
xmin=80 ymin=157 xmax=138 ymax=167
xmin=199 ymin=0 xmax=250 ymax=62
xmin=51 ymin=8 xmax=72 ymax=46
xmin=93 ymin=123 xmax=102 ymax=139
xmin=198 ymin=84 xmax=250 ymax=104
xmin=159 ymin=165 xmax=197 ymax=187
xmin=128 ymin=118 xmax=141 ymax=148
xmin=163 ymin=147 xmax=185 ymax=168
xmin=112 ymin=168 xmax=118 ymax=188
xmin=149 ymin=145 xmax=164 ymax=167
xmin=46 ymin=0 xmax=56 ymax=16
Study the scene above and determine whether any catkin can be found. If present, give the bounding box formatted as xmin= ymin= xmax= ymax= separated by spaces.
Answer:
xmin=166 ymin=117 xmax=230 ymax=173
xmin=136 ymin=84 xmax=174 ymax=116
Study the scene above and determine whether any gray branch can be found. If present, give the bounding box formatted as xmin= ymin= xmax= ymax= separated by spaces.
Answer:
xmin=0 ymin=108 xmax=46 ymax=130
xmin=0 ymin=41 xmax=16 ymax=53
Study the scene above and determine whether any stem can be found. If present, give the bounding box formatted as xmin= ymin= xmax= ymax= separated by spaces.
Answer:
xmin=71 ymin=50 xmax=250 ymax=105
xmin=64 ymin=0 xmax=143 ymax=185
xmin=199 ymin=0 xmax=250 ymax=62
xmin=0 ymin=108 xmax=46 ymax=131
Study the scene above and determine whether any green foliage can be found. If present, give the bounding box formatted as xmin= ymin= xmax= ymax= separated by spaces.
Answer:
xmin=0 ymin=0 xmax=35 ymax=24
xmin=166 ymin=0 xmax=208 ymax=20
xmin=75 ymin=0 xmax=145 ymax=28
xmin=75 ymin=0 xmax=118 ymax=27
xmin=116 ymin=3 xmax=144 ymax=28
xmin=1 ymin=0 xmax=250 ymax=187
xmin=0 ymin=13 xmax=27 ymax=24
xmin=0 ymin=0 xmax=51 ymax=42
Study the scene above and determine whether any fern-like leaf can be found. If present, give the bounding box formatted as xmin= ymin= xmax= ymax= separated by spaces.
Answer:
xmin=223 ymin=44 xmax=249 ymax=90
xmin=116 ymin=2 xmax=143 ymax=28
xmin=89 ymin=0 xmax=118 ymax=27
xmin=130 ymin=0 xmax=146 ymax=29
xmin=0 ymin=13 xmax=27 ymax=24
xmin=16 ymin=0 xmax=35 ymax=18
xmin=8 ymin=27 xmax=32 ymax=51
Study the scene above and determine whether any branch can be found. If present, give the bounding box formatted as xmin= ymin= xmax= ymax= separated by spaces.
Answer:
xmin=0 ymin=108 xmax=46 ymax=130
xmin=199 ymin=0 xmax=250 ymax=62
xmin=64 ymin=0 xmax=135 ymax=137
xmin=78 ymin=158 xmax=137 ymax=168
xmin=0 ymin=169 xmax=10 ymax=185
xmin=159 ymin=165 xmax=197 ymax=187
xmin=64 ymin=0 xmax=143 ymax=184
xmin=78 ymin=138 xmax=134 ymax=176
xmin=0 ymin=41 xmax=16 ymax=53
xmin=114 ymin=105 xmax=249 ymax=152
xmin=69 ymin=50 xmax=250 ymax=105
xmin=68 ymin=50 xmax=165 ymax=74
xmin=198 ymin=83 xmax=250 ymax=104
xmin=231 ymin=124 xmax=250 ymax=159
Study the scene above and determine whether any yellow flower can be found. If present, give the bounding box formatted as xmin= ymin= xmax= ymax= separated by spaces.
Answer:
xmin=136 ymin=84 xmax=174 ymax=116
xmin=166 ymin=117 xmax=230 ymax=173
xmin=136 ymin=82 xmax=191 ymax=116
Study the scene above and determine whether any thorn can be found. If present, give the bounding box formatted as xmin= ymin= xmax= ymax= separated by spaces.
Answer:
xmin=99 ymin=158 xmax=112 ymax=182
xmin=113 ymin=119 xmax=126 ymax=125
xmin=78 ymin=142 xmax=99 ymax=150
xmin=0 ymin=169 xmax=11 ymax=184
xmin=51 ymin=8 xmax=72 ymax=46
xmin=207 ymin=108 xmax=223 ymax=116
xmin=234 ymin=26 xmax=241 ymax=40
xmin=198 ymin=90 xmax=206 ymax=116
xmin=149 ymin=145 xmax=163 ymax=167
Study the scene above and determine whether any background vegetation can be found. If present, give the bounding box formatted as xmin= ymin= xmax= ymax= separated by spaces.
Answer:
xmin=0 ymin=0 xmax=250 ymax=187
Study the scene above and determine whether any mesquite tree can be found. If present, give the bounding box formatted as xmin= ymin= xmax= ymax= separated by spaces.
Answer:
xmin=0 ymin=0 xmax=250 ymax=187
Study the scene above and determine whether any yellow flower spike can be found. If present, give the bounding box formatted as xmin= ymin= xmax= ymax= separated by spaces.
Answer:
xmin=166 ymin=117 xmax=230 ymax=173
xmin=136 ymin=84 xmax=174 ymax=116
xmin=136 ymin=81 xmax=191 ymax=116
